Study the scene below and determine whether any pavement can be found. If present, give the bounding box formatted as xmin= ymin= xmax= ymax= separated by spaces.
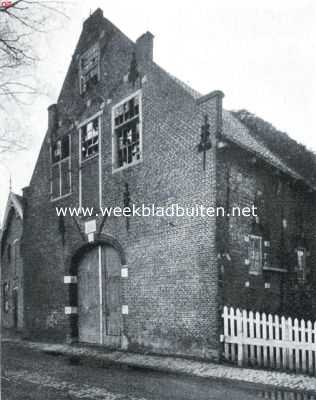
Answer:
xmin=2 ymin=337 xmax=316 ymax=395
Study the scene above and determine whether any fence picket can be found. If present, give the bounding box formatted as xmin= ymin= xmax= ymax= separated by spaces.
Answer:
xmin=301 ymin=319 xmax=307 ymax=373
xmin=268 ymin=314 xmax=274 ymax=368
xmin=281 ymin=316 xmax=288 ymax=369
xmin=256 ymin=311 xmax=262 ymax=366
xmin=230 ymin=307 xmax=236 ymax=362
xmin=249 ymin=311 xmax=255 ymax=365
xmin=275 ymin=314 xmax=281 ymax=369
xmin=223 ymin=306 xmax=229 ymax=360
xmin=236 ymin=308 xmax=243 ymax=367
xmin=288 ymin=317 xmax=294 ymax=371
xmin=294 ymin=318 xmax=300 ymax=372
xmin=307 ymin=320 xmax=313 ymax=374
xmin=262 ymin=312 xmax=268 ymax=367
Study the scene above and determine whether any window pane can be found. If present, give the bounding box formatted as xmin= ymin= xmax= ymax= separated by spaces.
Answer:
xmin=81 ymin=117 xmax=99 ymax=160
xmin=61 ymin=159 xmax=70 ymax=196
xmin=52 ymin=164 xmax=60 ymax=198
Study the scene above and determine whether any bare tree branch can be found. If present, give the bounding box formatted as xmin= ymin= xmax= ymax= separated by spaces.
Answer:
xmin=0 ymin=0 xmax=68 ymax=154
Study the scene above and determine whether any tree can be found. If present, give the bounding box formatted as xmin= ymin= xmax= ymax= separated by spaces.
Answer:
xmin=0 ymin=0 xmax=68 ymax=154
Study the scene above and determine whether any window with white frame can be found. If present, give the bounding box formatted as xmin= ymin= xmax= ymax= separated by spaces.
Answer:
xmin=79 ymin=44 xmax=100 ymax=94
xmin=112 ymin=92 xmax=142 ymax=171
xmin=296 ymin=247 xmax=307 ymax=281
xmin=51 ymin=135 xmax=71 ymax=200
xmin=248 ymin=235 xmax=262 ymax=275
xmin=81 ymin=117 xmax=99 ymax=160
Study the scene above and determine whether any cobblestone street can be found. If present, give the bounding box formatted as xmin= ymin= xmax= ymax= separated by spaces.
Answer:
xmin=1 ymin=341 xmax=296 ymax=400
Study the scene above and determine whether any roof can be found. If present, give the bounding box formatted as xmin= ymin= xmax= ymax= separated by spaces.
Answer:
xmin=221 ymin=110 xmax=313 ymax=186
xmin=2 ymin=192 xmax=24 ymax=231
xmin=164 ymin=72 xmax=315 ymax=189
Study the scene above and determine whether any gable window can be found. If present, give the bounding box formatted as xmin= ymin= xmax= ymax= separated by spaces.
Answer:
xmin=3 ymin=282 xmax=9 ymax=313
xmin=248 ymin=235 xmax=262 ymax=275
xmin=79 ymin=44 xmax=100 ymax=94
xmin=112 ymin=91 xmax=142 ymax=171
xmin=80 ymin=117 xmax=99 ymax=160
xmin=51 ymin=135 xmax=71 ymax=200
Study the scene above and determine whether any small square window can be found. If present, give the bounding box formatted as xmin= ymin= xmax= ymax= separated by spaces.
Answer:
xmin=112 ymin=92 xmax=142 ymax=171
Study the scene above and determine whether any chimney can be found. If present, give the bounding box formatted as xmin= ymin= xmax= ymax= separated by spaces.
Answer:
xmin=48 ymin=104 xmax=58 ymax=133
xmin=136 ymin=31 xmax=154 ymax=63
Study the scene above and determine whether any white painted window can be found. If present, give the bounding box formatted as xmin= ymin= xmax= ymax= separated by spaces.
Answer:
xmin=79 ymin=44 xmax=100 ymax=94
xmin=297 ymin=247 xmax=306 ymax=271
xmin=51 ymin=135 xmax=71 ymax=200
xmin=80 ymin=117 xmax=99 ymax=160
xmin=112 ymin=91 xmax=142 ymax=172
xmin=248 ymin=235 xmax=262 ymax=275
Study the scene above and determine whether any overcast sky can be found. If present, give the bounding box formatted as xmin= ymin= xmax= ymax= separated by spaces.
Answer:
xmin=0 ymin=0 xmax=315 ymax=219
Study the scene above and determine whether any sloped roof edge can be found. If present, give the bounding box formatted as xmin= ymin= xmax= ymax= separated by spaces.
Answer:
xmin=2 ymin=192 xmax=23 ymax=232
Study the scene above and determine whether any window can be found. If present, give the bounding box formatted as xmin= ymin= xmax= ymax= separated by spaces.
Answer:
xmin=296 ymin=247 xmax=307 ymax=281
xmin=79 ymin=44 xmax=100 ymax=94
xmin=3 ymin=282 xmax=9 ymax=313
xmin=51 ymin=135 xmax=71 ymax=200
xmin=81 ymin=117 xmax=99 ymax=160
xmin=13 ymin=239 xmax=19 ymax=276
xmin=7 ymin=244 xmax=11 ymax=264
xmin=248 ymin=235 xmax=262 ymax=275
xmin=112 ymin=91 xmax=142 ymax=171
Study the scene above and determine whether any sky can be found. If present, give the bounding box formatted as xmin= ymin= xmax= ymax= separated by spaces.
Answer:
xmin=0 ymin=0 xmax=315 ymax=220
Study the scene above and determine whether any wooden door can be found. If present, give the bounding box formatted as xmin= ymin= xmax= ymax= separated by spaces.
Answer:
xmin=77 ymin=245 xmax=122 ymax=346
xmin=78 ymin=247 xmax=101 ymax=344
xmin=102 ymin=246 xmax=122 ymax=345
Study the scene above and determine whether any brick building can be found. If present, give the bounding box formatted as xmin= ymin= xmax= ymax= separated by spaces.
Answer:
xmin=2 ymin=9 xmax=315 ymax=359
xmin=1 ymin=192 xmax=24 ymax=331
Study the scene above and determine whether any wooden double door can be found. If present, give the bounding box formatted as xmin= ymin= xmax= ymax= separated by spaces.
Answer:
xmin=78 ymin=245 xmax=122 ymax=346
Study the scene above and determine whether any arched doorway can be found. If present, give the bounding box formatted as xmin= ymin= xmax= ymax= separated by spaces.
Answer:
xmin=77 ymin=244 xmax=122 ymax=346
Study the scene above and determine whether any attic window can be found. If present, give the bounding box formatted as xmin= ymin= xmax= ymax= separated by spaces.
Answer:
xmin=112 ymin=91 xmax=142 ymax=171
xmin=81 ymin=117 xmax=99 ymax=160
xmin=51 ymin=135 xmax=71 ymax=200
xmin=79 ymin=44 xmax=100 ymax=94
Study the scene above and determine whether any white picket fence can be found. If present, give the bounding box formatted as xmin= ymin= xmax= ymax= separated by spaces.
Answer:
xmin=221 ymin=306 xmax=316 ymax=375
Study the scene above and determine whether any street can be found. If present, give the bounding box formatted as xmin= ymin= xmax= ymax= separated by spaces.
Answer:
xmin=0 ymin=342 xmax=305 ymax=400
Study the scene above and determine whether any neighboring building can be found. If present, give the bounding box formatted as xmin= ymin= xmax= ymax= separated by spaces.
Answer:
xmin=1 ymin=192 xmax=24 ymax=331
xmin=2 ymin=9 xmax=315 ymax=359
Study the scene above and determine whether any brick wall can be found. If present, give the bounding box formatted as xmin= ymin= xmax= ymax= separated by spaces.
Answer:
xmin=1 ymin=208 xmax=24 ymax=330
xmin=217 ymin=144 xmax=316 ymax=320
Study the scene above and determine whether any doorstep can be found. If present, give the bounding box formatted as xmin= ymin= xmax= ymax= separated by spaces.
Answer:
xmin=2 ymin=337 xmax=316 ymax=394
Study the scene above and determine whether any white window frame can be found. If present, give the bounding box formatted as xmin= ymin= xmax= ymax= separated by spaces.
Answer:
xmin=78 ymin=112 xmax=102 ymax=164
xmin=78 ymin=111 xmax=103 ymax=209
xmin=50 ymin=135 xmax=72 ymax=202
xmin=79 ymin=43 xmax=100 ymax=94
xmin=112 ymin=90 xmax=143 ymax=173
xmin=248 ymin=234 xmax=262 ymax=276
